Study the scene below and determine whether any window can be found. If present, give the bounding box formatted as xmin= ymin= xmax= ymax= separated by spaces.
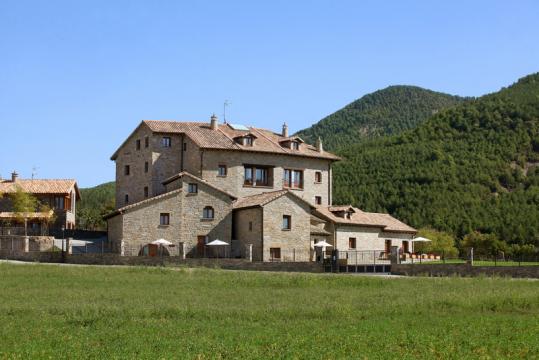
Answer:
xmin=161 ymin=137 xmax=171 ymax=148
xmin=291 ymin=141 xmax=299 ymax=150
xmin=136 ymin=139 xmax=141 ymax=150
xmin=315 ymin=171 xmax=322 ymax=183
xmin=144 ymin=186 xmax=149 ymax=198
xmin=188 ymin=183 xmax=198 ymax=194
xmin=283 ymin=169 xmax=303 ymax=189
xmin=183 ymin=142 xmax=187 ymax=151
xmin=145 ymin=161 xmax=149 ymax=173
xmin=349 ymin=238 xmax=356 ymax=249
xmin=315 ymin=196 xmax=322 ymax=205
xmin=270 ymin=248 xmax=281 ymax=261
xmin=124 ymin=165 xmax=130 ymax=176
xmin=54 ymin=196 xmax=65 ymax=210
xmin=244 ymin=165 xmax=271 ymax=187
xmin=244 ymin=136 xmax=253 ymax=146
xmin=144 ymin=136 xmax=149 ymax=148
xmin=124 ymin=194 xmax=129 ymax=204
xmin=249 ymin=221 xmax=253 ymax=231
xmin=203 ymin=206 xmax=214 ymax=219
xmin=282 ymin=215 xmax=291 ymax=230
xmin=218 ymin=165 xmax=227 ymax=177
xmin=160 ymin=213 xmax=170 ymax=226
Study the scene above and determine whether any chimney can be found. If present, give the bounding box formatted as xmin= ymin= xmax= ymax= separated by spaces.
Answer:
xmin=282 ymin=123 xmax=288 ymax=138
xmin=210 ymin=114 xmax=218 ymax=130
xmin=11 ymin=171 xmax=19 ymax=182
xmin=316 ymin=137 xmax=323 ymax=152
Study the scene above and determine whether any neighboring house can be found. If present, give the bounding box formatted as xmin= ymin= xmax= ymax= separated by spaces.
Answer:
xmin=0 ymin=171 xmax=80 ymax=233
xmin=106 ymin=116 xmax=417 ymax=260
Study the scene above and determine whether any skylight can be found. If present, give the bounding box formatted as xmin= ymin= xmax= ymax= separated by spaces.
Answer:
xmin=228 ymin=123 xmax=249 ymax=131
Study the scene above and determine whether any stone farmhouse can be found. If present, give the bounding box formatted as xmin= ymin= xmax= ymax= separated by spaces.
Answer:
xmin=105 ymin=116 xmax=416 ymax=261
xmin=0 ymin=171 xmax=80 ymax=233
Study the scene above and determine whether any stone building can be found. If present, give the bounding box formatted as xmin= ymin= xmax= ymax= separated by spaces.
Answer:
xmin=106 ymin=116 xmax=417 ymax=260
xmin=0 ymin=171 xmax=80 ymax=233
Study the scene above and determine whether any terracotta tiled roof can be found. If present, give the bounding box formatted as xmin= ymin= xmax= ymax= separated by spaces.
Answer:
xmin=310 ymin=226 xmax=331 ymax=236
xmin=162 ymin=171 xmax=237 ymax=199
xmin=111 ymin=120 xmax=341 ymax=161
xmin=103 ymin=188 xmax=184 ymax=220
xmin=315 ymin=206 xmax=417 ymax=234
xmin=233 ymin=190 xmax=314 ymax=210
xmin=0 ymin=179 xmax=80 ymax=199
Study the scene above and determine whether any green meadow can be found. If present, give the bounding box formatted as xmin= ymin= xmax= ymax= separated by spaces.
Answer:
xmin=0 ymin=263 xmax=538 ymax=359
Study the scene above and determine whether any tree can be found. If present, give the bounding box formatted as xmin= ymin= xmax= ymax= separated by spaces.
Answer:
xmin=414 ymin=228 xmax=459 ymax=257
xmin=461 ymin=231 xmax=508 ymax=257
xmin=11 ymin=186 xmax=39 ymax=236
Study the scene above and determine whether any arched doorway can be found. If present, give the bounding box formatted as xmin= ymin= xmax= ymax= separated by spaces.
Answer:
xmin=138 ymin=244 xmax=170 ymax=257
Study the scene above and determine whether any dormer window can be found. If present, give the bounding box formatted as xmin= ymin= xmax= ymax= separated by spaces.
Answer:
xmin=234 ymin=133 xmax=257 ymax=147
xmin=291 ymin=141 xmax=299 ymax=150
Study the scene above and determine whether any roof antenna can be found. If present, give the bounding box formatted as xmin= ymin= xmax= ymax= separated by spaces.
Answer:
xmin=223 ymin=100 xmax=230 ymax=124
xmin=31 ymin=166 xmax=38 ymax=180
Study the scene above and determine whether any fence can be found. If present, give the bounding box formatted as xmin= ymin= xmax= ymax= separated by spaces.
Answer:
xmin=406 ymin=249 xmax=539 ymax=267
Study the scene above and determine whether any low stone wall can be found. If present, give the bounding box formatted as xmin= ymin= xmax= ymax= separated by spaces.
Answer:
xmin=392 ymin=263 xmax=539 ymax=279
xmin=0 ymin=252 xmax=323 ymax=273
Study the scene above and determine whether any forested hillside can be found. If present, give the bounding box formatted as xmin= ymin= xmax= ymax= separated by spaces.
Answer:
xmin=77 ymin=182 xmax=115 ymax=230
xmin=296 ymin=86 xmax=466 ymax=150
xmin=333 ymin=73 xmax=539 ymax=246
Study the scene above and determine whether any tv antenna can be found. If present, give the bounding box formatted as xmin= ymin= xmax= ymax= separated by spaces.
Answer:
xmin=223 ymin=100 xmax=230 ymax=124
xmin=31 ymin=166 xmax=38 ymax=180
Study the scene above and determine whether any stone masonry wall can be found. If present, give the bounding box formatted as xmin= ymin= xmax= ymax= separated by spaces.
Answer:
xmin=201 ymin=150 xmax=332 ymax=206
xmin=333 ymin=225 xmax=413 ymax=252
xmin=262 ymin=194 xmax=312 ymax=262
xmin=120 ymin=190 xmax=183 ymax=255
xmin=233 ymin=207 xmax=263 ymax=261
xmin=179 ymin=179 xmax=233 ymax=257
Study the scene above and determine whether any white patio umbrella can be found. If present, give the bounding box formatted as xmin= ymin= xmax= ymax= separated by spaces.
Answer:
xmin=411 ymin=237 xmax=431 ymax=242
xmin=151 ymin=239 xmax=173 ymax=246
xmin=151 ymin=239 xmax=173 ymax=257
xmin=411 ymin=237 xmax=431 ymax=253
xmin=313 ymin=240 xmax=332 ymax=262
xmin=206 ymin=239 xmax=229 ymax=258
xmin=313 ymin=240 xmax=333 ymax=247
xmin=206 ymin=239 xmax=229 ymax=246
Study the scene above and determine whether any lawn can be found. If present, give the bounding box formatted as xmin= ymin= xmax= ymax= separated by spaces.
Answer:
xmin=0 ymin=263 xmax=538 ymax=359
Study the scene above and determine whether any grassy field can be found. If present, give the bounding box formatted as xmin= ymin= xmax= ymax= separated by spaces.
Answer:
xmin=0 ymin=263 xmax=538 ymax=359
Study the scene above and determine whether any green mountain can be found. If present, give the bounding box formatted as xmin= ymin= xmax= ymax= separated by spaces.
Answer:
xmin=332 ymin=73 xmax=539 ymax=246
xmin=77 ymin=181 xmax=115 ymax=230
xmin=296 ymin=85 xmax=466 ymax=150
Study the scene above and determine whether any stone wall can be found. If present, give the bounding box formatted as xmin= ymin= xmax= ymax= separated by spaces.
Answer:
xmin=233 ymin=207 xmax=263 ymax=260
xmin=201 ymin=150 xmax=332 ymax=206
xmin=392 ymin=263 xmax=539 ymax=279
xmin=114 ymin=124 xmax=184 ymax=207
xmin=328 ymin=224 xmax=413 ymax=252
xmin=179 ymin=178 xmax=233 ymax=257
xmin=0 ymin=235 xmax=55 ymax=254
xmin=108 ymin=175 xmax=234 ymax=257
xmin=262 ymin=193 xmax=312 ymax=262
xmin=0 ymin=253 xmax=323 ymax=272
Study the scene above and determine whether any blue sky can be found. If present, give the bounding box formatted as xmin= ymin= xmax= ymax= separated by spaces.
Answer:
xmin=1 ymin=1 xmax=538 ymax=187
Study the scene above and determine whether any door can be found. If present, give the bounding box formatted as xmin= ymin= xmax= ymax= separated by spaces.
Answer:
xmin=385 ymin=240 xmax=392 ymax=258
xmin=197 ymin=236 xmax=206 ymax=257
xmin=148 ymin=244 xmax=158 ymax=257
xmin=402 ymin=241 xmax=409 ymax=253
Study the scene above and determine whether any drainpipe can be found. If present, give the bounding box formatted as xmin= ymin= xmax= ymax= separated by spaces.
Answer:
xmin=200 ymin=149 xmax=204 ymax=178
